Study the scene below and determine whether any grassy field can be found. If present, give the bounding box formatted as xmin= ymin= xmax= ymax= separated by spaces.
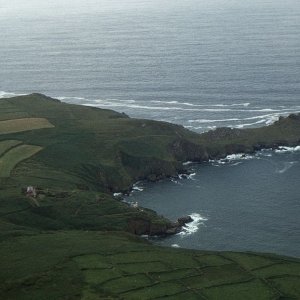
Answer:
xmin=0 ymin=140 xmax=22 ymax=156
xmin=0 ymin=144 xmax=43 ymax=177
xmin=0 ymin=98 xmax=30 ymax=121
xmin=0 ymin=117 xmax=54 ymax=134
xmin=0 ymin=94 xmax=299 ymax=299
xmin=0 ymin=231 xmax=299 ymax=300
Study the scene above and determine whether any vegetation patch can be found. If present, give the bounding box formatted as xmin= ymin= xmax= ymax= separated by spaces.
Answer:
xmin=181 ymin=264 xmax=252 ymax=290
xmin=0 ymin=140 xmax=22 ymax=156
xmin=194 ymin=254 xmax=233 ymax=267
xmin=73 ymin=254 xmax=112 ymax=269
xmin=154 ymin=290 xmax=204 ymax=300
xmin=0 ymin=117 xmax=54 ymax=134
xmin=150 ymin=268 xmax=200 ymax=282
xmin=117 ymin=261 xmax=169 ymax=274
xmin=82 ymin=268 xmax=122 ymax=285
xmin=201 ymin=279 xmax=278 ymax=300
xmin=269 ymin=276 xmax=300 ymax=299
xmin=252 ymin=263 xmax=300 ymax=277
xmin=0 ymin=144 xmax=43 ymax=177
xmin=0 ymin=100 xmax=29 ymax=121
xmin=102 ymin=274 xmax=153 ymax=294
xmin=0 ymin=231 xmax=299 ymax=299
xmin=121 ymin=281 xmax=186 ymax=299
xmin=223 ymin=252 xmax=279 ymax=271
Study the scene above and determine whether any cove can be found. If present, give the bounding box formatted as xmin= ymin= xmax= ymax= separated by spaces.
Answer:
xmin=126 ymin=149 xmax=300 ymax=258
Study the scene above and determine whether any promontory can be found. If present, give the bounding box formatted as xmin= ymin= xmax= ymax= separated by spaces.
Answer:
xmin=0 ymin=93 xmax=299 ymax=299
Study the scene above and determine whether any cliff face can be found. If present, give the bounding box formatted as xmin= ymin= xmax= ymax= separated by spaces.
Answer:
xmin=1 ymin=94 xmax=299 ymax=195
xmin=0 ymin=94 xmax=300 ymax=237
xmin=117 ymin=115 xmax=300 ymax=190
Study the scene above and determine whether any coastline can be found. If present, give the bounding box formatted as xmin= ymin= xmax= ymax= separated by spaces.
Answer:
xmin=1 ymin=94 xmax=300 ymax=299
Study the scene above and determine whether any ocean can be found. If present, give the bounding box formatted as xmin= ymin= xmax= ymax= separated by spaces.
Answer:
xmin=1 ymin=0 xmax=299 ymax=256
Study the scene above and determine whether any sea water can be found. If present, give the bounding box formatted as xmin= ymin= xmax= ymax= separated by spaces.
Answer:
xmin=127 ymin=148 xmax=300 ymax=257
xmin=0 ymin=0 xmax=299 ymax=256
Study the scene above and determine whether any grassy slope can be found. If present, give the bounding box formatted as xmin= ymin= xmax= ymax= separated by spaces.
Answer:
xmin=0 ymin=94 xmax=299 ymax=299
xmin=0 ymin=231 xmax=299 ymax=300
xmin=0 ymin=140 xmax=22 ymax=156
xmin=0 ymin=144 xmax=43 ymax=177
xmin=1 ymin=93 xmax=299 ymax=193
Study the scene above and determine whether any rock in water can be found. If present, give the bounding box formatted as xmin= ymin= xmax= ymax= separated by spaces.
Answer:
xmin=178 ymin=216 xmax=193 ymax=226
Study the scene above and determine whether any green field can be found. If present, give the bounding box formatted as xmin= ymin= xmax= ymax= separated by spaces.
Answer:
xmin=0 ymin=144 xmax=43 ymax=177
xmin=0 ymin=99 xmax=30 ymax=121
xmin=0 ymin=117 xmax=54 ymax=134
xmin=0 ymin=231 xmax=299 ymax=300
xmin=0 ymin=94 xmax=299 ymax=299
xmin=0 ymin=140 xmax=22 ymax=156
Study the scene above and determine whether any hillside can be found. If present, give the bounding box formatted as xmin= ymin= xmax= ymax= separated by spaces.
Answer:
xmin=0 ymin=93 xmax=299 ymax=299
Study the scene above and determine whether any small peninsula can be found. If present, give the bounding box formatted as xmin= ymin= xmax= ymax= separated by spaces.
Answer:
xmin=0 ymin=93 xmax=300 ymax=299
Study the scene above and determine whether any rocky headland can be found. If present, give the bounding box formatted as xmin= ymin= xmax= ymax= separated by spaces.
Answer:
xmin=0 ymin=94 xmax=300 ymax=299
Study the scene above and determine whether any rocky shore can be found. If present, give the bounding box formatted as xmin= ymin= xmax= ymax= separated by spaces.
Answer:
xmin=1 ymin=94 xmax=300 ymax=299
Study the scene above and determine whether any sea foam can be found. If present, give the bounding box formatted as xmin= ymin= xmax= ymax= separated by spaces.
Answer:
xmin=275 ymin=146 xmax=300 ymax=153
xmin=276 ymin=161 xmax=298 ymax=174
xmin=132 ymin=185 xmax=144 ymax=192
xmin=178 ymin=213 xmax=207 ymax=236
xmin=214 ymin=153 xmax=254 ymax=164
xmin=0 ymin=91 xmax=25 ymax=98
xmin=177 ymin=172 xmax=197 ymax=181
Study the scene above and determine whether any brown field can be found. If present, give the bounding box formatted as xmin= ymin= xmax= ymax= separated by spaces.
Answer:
xmin=0 ymin=118 xmax=54 ymax=134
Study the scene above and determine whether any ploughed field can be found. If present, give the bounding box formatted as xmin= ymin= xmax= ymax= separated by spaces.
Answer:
xmin=0 ymin=94 xmax=299 ymax=299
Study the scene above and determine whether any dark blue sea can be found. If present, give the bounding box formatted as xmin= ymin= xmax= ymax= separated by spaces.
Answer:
xmin=1 ymin=0 xmax=299 ymax=257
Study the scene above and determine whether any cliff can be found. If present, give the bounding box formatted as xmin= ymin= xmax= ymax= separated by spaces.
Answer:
xmin=0 ymin=94 xmax=300 ymax=299
xmin=2 ymin=94 xmax=299 ymax=194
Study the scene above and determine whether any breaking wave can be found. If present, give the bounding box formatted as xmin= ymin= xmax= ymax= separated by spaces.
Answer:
xmin=209 ymin=146 xmax=300 ymax=168
xmin=188 ymin=111 xmax=300 ymax=127
xmin=275 ymin=146 xmax=300 ymax=153
xmin=210 ymin=153 xmax=259 ymax=167
xmin=132 ymin=184 xmax=144 ymax=192
xmin=1 ymin=91 xmax=299 ymax=132
xmin=178 ymin=213 xmax=208 ymax=236
xmin=0 ymin=91 xmax=25 ymax=98
xmin=150 ymin=100 xmax=251 ymax=108
xmin=275 ymin=161 xmax=298 ymax=174
xmin=178 ymin=172 xmax=196 ymax=180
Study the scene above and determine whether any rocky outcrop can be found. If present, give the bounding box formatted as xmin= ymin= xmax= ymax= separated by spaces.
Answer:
xmin=120 ymin=151 xmax=180 ymax=185
xmin=169 ymin=139 xmax=209 ymax=162
xmin=84 ymin=113 xmax=300 ymax=194
xmin=177 ymin=216 xmax=193 ymax=226
xmin=126 ymin=215 xmax=193 ymax=236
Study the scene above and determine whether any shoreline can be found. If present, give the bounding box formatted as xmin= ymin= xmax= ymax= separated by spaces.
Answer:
xmin=113 ymin=144 xmax=300 ymax=197
xmin=1 ymin=94 xmax=300 ymax=298
xmin=1 ymin=93 xmax=300 ymax=238
xmin=119 ymin=145 xmax=300 ymax=256
xmin=2 ymin=90 xmax=300 ymax=134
